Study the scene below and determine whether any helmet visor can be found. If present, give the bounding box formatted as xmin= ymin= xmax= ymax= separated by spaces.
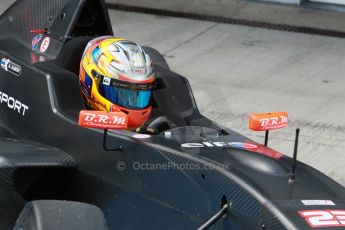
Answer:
xmin=99 ymin=77 xmax=153 ymax=109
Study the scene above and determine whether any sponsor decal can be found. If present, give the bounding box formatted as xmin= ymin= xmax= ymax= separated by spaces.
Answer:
xmin=164 ymin=131 xmax=172 ymax=137
xmin=32 ymin=34 xmax=43 ymax=50
xmin=133 ymin=68 xmax=145 ymax=75
xmin=301 ymin=200 xmax=335 ymax=206
xmin=181 ymin=142 xmax=257 ymax=149
xmin=181 ymin=141 xmax=283 ymax=159
xmin=249 ymin=112 xmax=288 ymax=131
xmin=133 ymin=134 xmax=151 ymax=139
xmin=78 ymin=110 xmax=128 ymax=129
xmin=103 ymin=76 xmax=111 ymax=86
xmin=40 ymin=37 xmax=50 ymax=53
xmin=80 ymin=84 xmax=91 ymax=97
xmin=1 ymin=58 xmax=22 ymax=76
xmin=0 ymin=90 xmax=29 ymax=116
xmin=228 ymin=142 xmax=258 ymax=149
xmin=255 ymin=145 xmax=284 ymax=159
xmin=298 ymin=210 xmax=345 ymax=228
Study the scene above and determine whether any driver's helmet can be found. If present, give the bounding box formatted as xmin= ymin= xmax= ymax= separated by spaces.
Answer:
xmin=79 ymin=36 xmax=155 ymax=129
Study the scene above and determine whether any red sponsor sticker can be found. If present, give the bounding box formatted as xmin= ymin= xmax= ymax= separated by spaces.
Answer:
xmin=254 ymin=145 xmax=284 ymax=159
xmin=133 ymin=68 xmax=145 ymax=74
xmin=249 ymin=112 xmax=288 ymax=131
xmin=32 ymin=34 xmax=42 ymax=50
xmin=298 ymin=210 xmax=345 ymax=228
xmin=78 ymin=110 xmax=128 ymax=130
xmin=40 ymin=37 xmax=50 ymax=53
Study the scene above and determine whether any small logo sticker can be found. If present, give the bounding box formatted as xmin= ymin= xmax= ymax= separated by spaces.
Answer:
xmin=32 ymin=34 xmax=43 ymax=50
xmin=133 ymin=134 xmax=151 ymax=139
xmin=180 ymin=142 xmax=258 ymax=149
xmin=103 ymin=77 xmax=111 ymax=86
xmin=40 ymin=37 xmax=50 ymax=53
xmin=228 ymin=142 xmax=258 ymax=149
xmin=133 ymin=68 xmax=146 ymax=75
xmin=301 ymin=200 xmax=335 ymax=206
xmin=1 ymin=58 xmax=22 ymax=76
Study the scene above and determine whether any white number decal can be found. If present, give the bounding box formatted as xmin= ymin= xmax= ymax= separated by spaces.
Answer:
xmin=298 ymin=210 xmax=345 ymax=227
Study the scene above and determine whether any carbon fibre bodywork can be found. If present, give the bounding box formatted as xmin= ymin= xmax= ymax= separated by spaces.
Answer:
xmin=1 ymin=0 xmax=345 ymax=229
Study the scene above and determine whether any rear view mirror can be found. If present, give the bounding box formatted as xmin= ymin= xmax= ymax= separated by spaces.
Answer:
xmin=249 ymin=112 xmax=288 ymax=131
xmin=79 ymin=110 xmax=128 ymax=130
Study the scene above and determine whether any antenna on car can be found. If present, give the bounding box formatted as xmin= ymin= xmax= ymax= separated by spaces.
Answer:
xmin=264 ymin=130 xmax=269 ymax=146
xmin=289 ymin=128 xmax=300 ymax=183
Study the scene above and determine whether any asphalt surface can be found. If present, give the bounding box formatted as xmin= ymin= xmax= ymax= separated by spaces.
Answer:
xmin=106 ymin=0 xmax=345 ymax=32
xmin=0 ymin=0 xmax=13 ymax=15
xmin=1 ymin=1 xmax=345 ymax=186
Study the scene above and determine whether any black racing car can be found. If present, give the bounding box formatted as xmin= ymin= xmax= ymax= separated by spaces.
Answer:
xmin=1 ymin=0 xmax=345 ymax=229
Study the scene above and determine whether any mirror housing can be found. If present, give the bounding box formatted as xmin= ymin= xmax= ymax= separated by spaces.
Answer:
xmin=249 ymin=112 xmax=288 ymax=131
xmin=79 ymin=110 xmax=128 ymax=130
xmin=14 ymin=200 xmax=108 ymax=230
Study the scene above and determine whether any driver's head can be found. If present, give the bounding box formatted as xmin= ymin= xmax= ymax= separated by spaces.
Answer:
xmin=79 ymin=36 xmax=155 ymax=129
